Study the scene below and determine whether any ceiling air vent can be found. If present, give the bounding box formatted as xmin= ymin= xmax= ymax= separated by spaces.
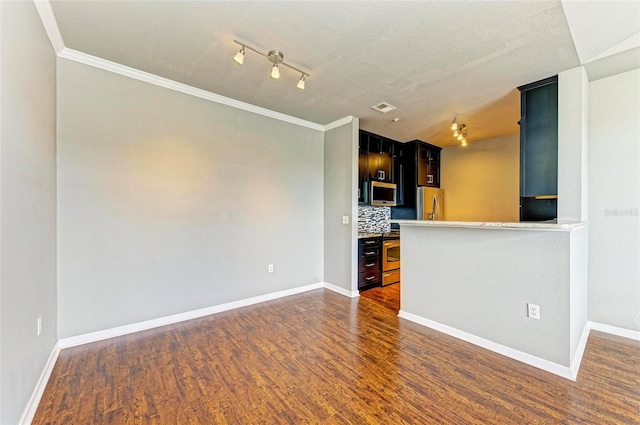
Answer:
xmin=371 ymin=102 xmax=397 ymax=114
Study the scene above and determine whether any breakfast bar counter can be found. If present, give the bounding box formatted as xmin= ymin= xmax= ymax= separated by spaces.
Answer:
xmin=392 ymin=219 xmax=589 ymax=380
xmin=392 ymin=219 xmax=585 ymax=231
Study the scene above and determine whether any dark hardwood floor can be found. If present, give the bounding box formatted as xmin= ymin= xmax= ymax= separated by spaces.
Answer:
xmin=34 ymin=285 xmax=640 ymax=424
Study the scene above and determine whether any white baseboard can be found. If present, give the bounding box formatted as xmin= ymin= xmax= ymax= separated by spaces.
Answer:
xmin=570 ymin=323 xmax=591 ymax=380
xmin=588 ymin=321 xmax=640 ymax=341
xmin=58 ymin=281 xmax=360 ymax=349
xmin=398 ymin=310 xmax=577 ymax=381
xmin=59 ymin=282 xmax=325 ymax=349
xmin=322 ymin=281 xmax=360 ymax=298
xmin=19 ymin=341 xmax=60 ymax=425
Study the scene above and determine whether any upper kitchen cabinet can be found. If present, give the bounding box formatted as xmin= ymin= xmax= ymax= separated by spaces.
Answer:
xmin=392 ymin=140 xmax=441 ymax=211
xmin=359 ymin=130 xmax=398 ymax=205
xmin=518 ymin=76 xmax=558 ymax=221
xmin=416 ymin=142 xmax=441 ymax=188
xmin=365 ymin=132 xmax=394 ymax=183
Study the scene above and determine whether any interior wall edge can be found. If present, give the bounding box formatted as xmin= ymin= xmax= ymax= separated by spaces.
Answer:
xmin=17 ymin=341 xmax=60 ymax=425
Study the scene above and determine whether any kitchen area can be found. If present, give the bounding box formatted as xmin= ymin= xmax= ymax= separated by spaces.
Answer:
xmin=357 ymin=129 xmax=444 ymax=292
xmin=358 ymin=76 xmax=560 ymax=294
xmin=356 ymin=72 xmax=592 ymax=380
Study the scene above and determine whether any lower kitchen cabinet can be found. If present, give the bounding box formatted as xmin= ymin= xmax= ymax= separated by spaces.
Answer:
xmin=358 ymin=237 xmax=381 ymax=290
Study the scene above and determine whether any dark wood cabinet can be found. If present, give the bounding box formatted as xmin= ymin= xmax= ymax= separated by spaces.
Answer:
xmin=358 ymin=140 xmax=368 ymax=204
xmin=390 ymin=140 xmax=441 ymax=221
xmin=359 ymin=130 xmax=398 ymax=205
xmin=417 ymin=143 xmax=441 ymax=188
xmin=358 ymin=131 xmax=441 ymax=212
xmin=358 ymin=237 xmax=381 ymax=290
xmin=365 ymin=133 xmax=394 ymax=184
xmin=518 ymin=76 xmax=558 ymax=221
xmin=393 ymin=142 xmax=416 ymax=210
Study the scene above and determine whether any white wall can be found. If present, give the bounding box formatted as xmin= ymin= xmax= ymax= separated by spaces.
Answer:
xmin=441 ymin=133 xmax=520 ymax=222
xmin=0 ymin=1 xmax=58 ymax=423
xmin=588 ymin=68 xmax=640 ymax=331
xmin=558 ymin=67 xmax=589 ymax=222
xmin=324 ymin=119 xmax=359 ymax=292
xmin=57 ymin=58 xmax=325 ymax=338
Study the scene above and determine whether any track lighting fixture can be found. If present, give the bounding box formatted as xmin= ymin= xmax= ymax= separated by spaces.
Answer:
xmin=451 ymin=115 xmax=468 ymax=146
xmin=233 ymin=40 xmax=310 ymax=89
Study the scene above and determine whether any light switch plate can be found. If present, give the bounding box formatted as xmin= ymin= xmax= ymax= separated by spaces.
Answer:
xmin=342 ymin=216 xmax=349 ymax=224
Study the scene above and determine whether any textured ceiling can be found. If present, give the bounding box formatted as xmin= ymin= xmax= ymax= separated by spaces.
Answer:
xmin=49 ymin=1 xmax=638 ymax=146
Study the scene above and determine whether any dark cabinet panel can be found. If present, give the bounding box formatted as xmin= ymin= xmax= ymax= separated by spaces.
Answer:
xmin=358 ymin=140 xmax=368 ymax=204
xmin=390 ymin=140 xmax=441 ymax=224
xmin=358 ymin=237 xmax=381 ymax=290
xmin=518 ymin=76 xmax=558 ymax=222
xmin=417 ymin=143 xmax=441 ymax=188
xmin=358 ymin=130 xmax=398 ymax=205
xmin=367 ymin=135 xmax=393 ymax=183
xmin=395 ymin=142 xmax=416 ymax=210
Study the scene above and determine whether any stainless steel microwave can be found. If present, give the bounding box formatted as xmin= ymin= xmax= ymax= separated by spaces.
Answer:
xmin=370 ymin=181 xmax=397 ymax=206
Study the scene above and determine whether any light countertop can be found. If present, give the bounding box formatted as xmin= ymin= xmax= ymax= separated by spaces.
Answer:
xmin=391 ymin=220 xmax=587 ymax=232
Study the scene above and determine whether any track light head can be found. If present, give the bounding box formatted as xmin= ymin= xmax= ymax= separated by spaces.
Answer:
xmin=297 ymin=75 xmax=306 ymax=90
xmin=233 ymin=46 xmax=245 ymax=65
xmin=271 ymin=64 xmax=280 ymax=79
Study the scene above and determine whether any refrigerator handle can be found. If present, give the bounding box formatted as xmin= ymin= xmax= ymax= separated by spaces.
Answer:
xmin=434 ymin=196 xmax=438 ymax=220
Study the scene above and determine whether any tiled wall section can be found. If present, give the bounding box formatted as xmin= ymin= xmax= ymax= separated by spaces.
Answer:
xmin=358 ymin=206 xmax=391 ymax=233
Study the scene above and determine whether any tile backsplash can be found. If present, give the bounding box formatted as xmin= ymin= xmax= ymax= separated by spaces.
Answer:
xmin=358 ymin=206 xmax=390 ymax=233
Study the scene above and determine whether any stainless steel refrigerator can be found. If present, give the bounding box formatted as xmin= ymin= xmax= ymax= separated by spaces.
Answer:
xmin=416 ymin=187 xmax=444 ymax=221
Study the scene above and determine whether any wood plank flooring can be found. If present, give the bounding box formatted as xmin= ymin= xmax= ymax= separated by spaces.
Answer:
xmin=33 ymin=286 xmax=640 ymax=424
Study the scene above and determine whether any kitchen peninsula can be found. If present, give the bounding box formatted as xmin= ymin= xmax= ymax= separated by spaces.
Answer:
xmin=393 ymin=219 xmax=588 ymax=380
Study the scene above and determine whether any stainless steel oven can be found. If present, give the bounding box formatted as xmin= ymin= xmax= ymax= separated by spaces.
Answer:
xmin=382 ymin=238 xmax=400 ymax=286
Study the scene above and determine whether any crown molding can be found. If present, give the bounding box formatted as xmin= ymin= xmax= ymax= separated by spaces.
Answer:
xmin=324 ymin=116 xmax=354 ymax=131
xmin=58 ymin=48 xmax=326 ymax=131
xmin=36 ymin=0 xmax=351 ymax=133
xmin=33 ymin=0 xmax=65 ymax=54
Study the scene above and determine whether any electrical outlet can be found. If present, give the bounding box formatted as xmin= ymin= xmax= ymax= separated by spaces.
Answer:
xmin=527 ymin=304 xmax=540 ymax=320
xmin=268 ymin=264 xmax=274 ymax=273
xmin=342 ymin=216 xmax=349 ymax=224
xmin=37 ymin=315 xmax=42 ymax=336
